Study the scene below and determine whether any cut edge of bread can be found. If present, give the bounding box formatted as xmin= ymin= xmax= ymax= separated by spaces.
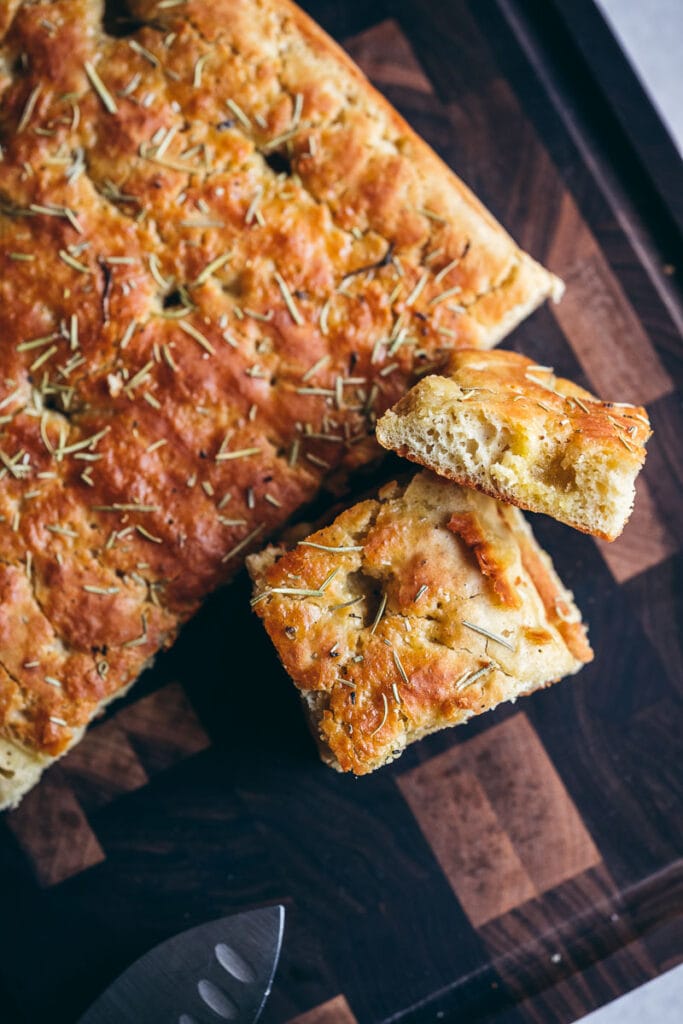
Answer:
xmin=376 ymin=380 xmax=639 ymax=541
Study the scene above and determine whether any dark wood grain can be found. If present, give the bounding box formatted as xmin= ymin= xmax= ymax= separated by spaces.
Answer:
xmin=0 ymin=2 xmax=681 ymax=1023
xmin=547 ymin=0 xmax=683 ymax=242
xmin=398 ymin=714 xmax=601 ymax=927
xmin=482 ymin=0 xmax=683 ymax=390
xmin=6 ymin=768 xmax=105 ymax=888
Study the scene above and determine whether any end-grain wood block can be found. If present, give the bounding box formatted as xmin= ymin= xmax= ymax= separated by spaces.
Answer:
xmin=626 ymin=554 xmax=683 ymax=696
xmin=6 ymin=768 xmax=104 ymax=887
xmin=287 ymin=994 xmax=358 ymax=1024
xmin=115 ymin=682 xmax=210 ymax=775
xmin=477 ymin=863 xmax=655 ymax=1017
xmin=596 ymin=476 xmax=677 ymax=583
xmin=402 ymin=766 xmax=536 ymax=925
xmin=507 ymin=935 xmax=657 ymax=1024
xmin=345 ymin=19 xmax=434 ymax=94
xmin=6 ymin=683 xmax=210 ymax=886
xmin=548 ymin=194 xmax=672 ymax=406
xmin=60 ymin=719 xmax=149 ymax=812
xmin=398 ymin=713 xmax=601 ymax=926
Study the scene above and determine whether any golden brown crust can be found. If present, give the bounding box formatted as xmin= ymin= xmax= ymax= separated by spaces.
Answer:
xmin=247 ymin=472 xmax=592 ymax=775
xmin=376 ymin=349 xmax=651 ymax=541
xmin=0 ymin=0 xmax=561 ymax=806
xmin=446 ymin=511 xmax=522 ymax=609
xmin=510 ymin=513 xmax=593 ymax=663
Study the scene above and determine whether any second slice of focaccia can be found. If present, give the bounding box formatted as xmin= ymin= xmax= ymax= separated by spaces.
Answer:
xmin=376 ymin=350 xmax=651 ymax=540
xmin=248 ymin=472 xmax=592 ymax=774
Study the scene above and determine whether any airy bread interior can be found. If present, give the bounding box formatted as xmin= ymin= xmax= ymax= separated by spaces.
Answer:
xmin=378 ymin=389 xmax=635 ymax=539
xmin=377 ymin=364 xmax=650 ymax=541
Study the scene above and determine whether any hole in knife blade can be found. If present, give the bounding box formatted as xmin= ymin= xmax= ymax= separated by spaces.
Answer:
xmin=197 ymin=979 xmax=238 ymax=1019
xmin=214 ymin=943 xmax=256 ymax=983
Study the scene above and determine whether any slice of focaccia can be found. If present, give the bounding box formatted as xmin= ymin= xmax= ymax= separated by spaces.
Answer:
xmin=0 ymin=1 xmax=563 ymax=809
xmin=247 ymin=472 xmax=592 ymax=775
xmin=376 ymin=350 xmax=651 ymax=541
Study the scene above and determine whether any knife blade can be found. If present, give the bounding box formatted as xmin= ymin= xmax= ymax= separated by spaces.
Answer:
xmin=77 ymin=904 xmax=285 ymax=1024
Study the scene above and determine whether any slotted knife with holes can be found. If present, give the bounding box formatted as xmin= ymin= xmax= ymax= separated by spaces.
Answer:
xmin=77 ymin=905 xmax=285 ymax=1024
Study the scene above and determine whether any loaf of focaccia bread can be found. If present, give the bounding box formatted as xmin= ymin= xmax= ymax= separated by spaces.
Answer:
xmin=376 ymin=350 xmax=651 ymax=540
xmin=0 ymin=0 xmax=561 ymax=807
xmin=247 ymin=472 xmax=592 ymax=775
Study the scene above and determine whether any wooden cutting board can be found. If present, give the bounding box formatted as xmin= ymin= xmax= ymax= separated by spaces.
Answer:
xmin=1 ymin=2 xmax=681 ymax=1021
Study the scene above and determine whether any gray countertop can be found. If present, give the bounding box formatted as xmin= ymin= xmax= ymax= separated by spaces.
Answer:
xmin=573 ymin=961 xmax=683 ymax=1024
xmin=596 ymin=0 xmax=683 ymax=156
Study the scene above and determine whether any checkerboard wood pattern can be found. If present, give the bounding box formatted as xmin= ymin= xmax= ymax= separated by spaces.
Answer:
xmin=0 ymin=2 xmax=681 ymax=1022
xmin=398 ymin=714 xmax=602 ymax=927
xmin=287 ymin=995 xmax=359 ymax=1024
xmin=6 ymin=683 xmax=210 ymax=886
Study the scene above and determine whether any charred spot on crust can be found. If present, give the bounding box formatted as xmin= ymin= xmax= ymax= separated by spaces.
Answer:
xmin=37 ymin=389 xmax=74 ymax=420
xmin=162 ymin=289 xmax=183 ymax=309
xmin=344 ymin=569 xmax=384 ymax=630
xmin=103 ymin=0 xmax=148 ymax=38
xmin=12 ymin=53 xmax=29 ymax=77
xmin=263 ymin=150 xmax=292 ymax=176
